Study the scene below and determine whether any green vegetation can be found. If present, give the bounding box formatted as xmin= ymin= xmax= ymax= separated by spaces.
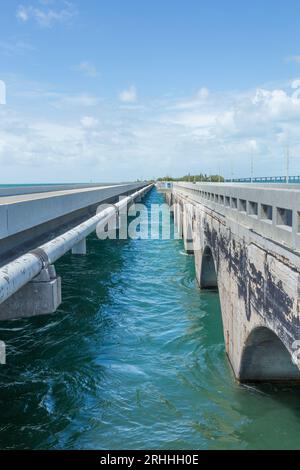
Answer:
xmin=156 ymin=173 xmax=224 ymax=183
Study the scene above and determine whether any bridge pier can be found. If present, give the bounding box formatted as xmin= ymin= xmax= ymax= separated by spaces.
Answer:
xmin=174 ymin=200 xmax=183 ymax=239
xmin=0 ymin=266 xmax=61 ymax=320
xmin=182 ymin=204 xmax=194 ymax=254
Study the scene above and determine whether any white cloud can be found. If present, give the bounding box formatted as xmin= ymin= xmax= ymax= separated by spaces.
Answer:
xmin=291 ymin=79 xmax=300 ymax=89
xmin=170 ymin=112 xmax=216 ymax=128
xmin=80 ymin=116 xmax=99 ymax=128
xmin=168 ymin=87 xmax=211 ymax=110
xmin=16 ymin=1 xmax=77 ymax=28
xmin=252 ymin=87 xmax=300 ymax=119
xmin=119 ymin=85 xmax=137 ymax=103
xmin=74 ymin=61 xmax=98 ymax=78
xmin=3 ymin=77 xmax=300 ymax=181
xmin=16 ymin=6 xmax=30 ymax=22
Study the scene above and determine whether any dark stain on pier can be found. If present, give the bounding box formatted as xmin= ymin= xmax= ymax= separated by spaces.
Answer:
xmin=203 ymin=216 xmax=297 ymax=332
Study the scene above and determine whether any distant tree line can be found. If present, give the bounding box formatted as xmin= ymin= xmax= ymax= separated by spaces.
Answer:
xmin=156 ymin=173 xmax=224 ymax=183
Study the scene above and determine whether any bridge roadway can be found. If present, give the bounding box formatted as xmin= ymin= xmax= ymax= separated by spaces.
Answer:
xmin=0 ymin=182 xmax=152 ymax=320
xmin=164 ymin=182 xmax=300 ymax=383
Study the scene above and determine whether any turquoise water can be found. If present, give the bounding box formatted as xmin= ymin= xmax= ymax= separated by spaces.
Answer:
xmin=1 ymin=188 xmax=300 ymax=449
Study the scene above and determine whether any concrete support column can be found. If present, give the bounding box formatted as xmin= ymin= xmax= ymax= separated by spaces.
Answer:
xmin=177 ymin=204 xmax=183 ymax=238
xmin=0 ymin=265 xmax=62 ymax=320
xmin=72 ymin=238 xmax=87 ymax=255
xmin=183 ymin=207 xmax=194 ymax=254
xmin=173 ymin=201 xmax=178 ymax=227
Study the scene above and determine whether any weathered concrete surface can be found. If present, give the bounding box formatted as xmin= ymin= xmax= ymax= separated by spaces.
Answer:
xmin=170 ymin=182 xmax=300 ymax=382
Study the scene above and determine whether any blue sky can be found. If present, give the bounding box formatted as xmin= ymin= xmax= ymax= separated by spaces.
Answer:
xmin=1 ymin=0 xmax=300 ymax=182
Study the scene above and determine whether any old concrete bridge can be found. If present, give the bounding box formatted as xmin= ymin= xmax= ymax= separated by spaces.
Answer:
xmin=163 ymin=182 xmax=300 ymax=383
xmin=0 ymin=182 xmax=152 ymax=321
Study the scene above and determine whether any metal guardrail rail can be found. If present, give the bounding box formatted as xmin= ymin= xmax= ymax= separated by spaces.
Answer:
xmin=226 ymin=176 xmax=300 ymax=184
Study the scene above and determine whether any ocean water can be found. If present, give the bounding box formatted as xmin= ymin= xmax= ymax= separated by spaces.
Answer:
xmin=0 ymin=188 xmax=300 ymax=449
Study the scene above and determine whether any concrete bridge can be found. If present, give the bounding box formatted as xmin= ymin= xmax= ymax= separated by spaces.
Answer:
xmin=165 ymin=182 xmax=300 ymax=383
xmin=0 ymin=182 xmax=152 ymax=321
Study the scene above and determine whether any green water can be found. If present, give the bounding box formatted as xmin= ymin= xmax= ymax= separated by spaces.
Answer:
xmin=1 ymin=188 xmax=300 ymax=450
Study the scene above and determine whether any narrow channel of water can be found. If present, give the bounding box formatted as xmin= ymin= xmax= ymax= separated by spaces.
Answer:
xmin=1 ymin=188 xmax=300 ymax=450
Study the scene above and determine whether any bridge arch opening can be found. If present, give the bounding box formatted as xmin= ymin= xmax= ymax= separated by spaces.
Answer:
xmin=200 ymin=246 xmax=218 ymax=289
xmin=239 ymin=326 xmax=300 ymax=383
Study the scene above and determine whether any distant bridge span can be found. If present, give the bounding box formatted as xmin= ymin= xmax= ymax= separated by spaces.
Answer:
xmin=164 ymin=182 xmax=300 ymax=383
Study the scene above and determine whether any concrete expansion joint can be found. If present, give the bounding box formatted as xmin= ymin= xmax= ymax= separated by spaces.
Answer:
xmin=30 ymin=247 xmax=50 ymax=269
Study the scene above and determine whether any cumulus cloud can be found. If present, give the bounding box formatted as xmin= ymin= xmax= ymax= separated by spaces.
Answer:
xmin=119 ymin=85 xmax=137 ymax=103
xmin=16 ymin=1 xmax=77 ymax=28
xmin=252 ymin=87 xmax=300 ymax=120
